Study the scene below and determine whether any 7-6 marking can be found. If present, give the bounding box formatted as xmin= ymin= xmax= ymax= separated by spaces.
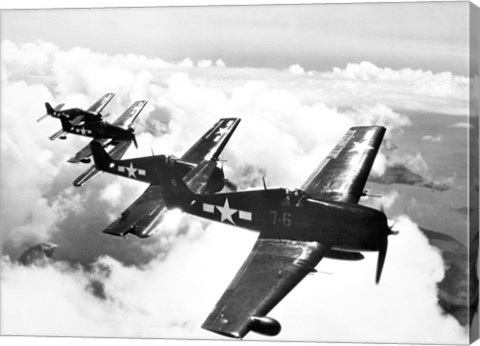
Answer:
xmin=269 ymin=211 xmax=292 ymax=227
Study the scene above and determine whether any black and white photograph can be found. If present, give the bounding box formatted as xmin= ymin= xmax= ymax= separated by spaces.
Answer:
xmin=1 ymin=1 xmax=479 ymax=345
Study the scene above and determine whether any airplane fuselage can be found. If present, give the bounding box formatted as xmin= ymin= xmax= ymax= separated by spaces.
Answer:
xmin=65 ymin=120 xmax=135 ymax=142
xmin=168 ymin=187 xmax=390 ymax=253
xmin=97 ymin=153 xmax=227 ymax=194
xmin=57 ymin=108 xmax=101 ymax=123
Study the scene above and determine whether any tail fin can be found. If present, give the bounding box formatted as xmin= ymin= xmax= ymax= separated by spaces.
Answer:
xmin=45 ymin=102 xmax=55 ymax=115
xmin=90 ymin=141 xmax=114 ymax=171
xmin=37 ymin=103 xmax=55 ymax=122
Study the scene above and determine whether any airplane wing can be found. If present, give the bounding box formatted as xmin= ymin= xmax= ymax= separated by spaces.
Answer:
xmin=111 ymin=100 xmax=147 ymax=129
xmin=72 ymin=140 xmax=132 ymax=187
xmin=100 ymin=159 xmax=220 ymax=237
xmin=300 ymin=126 xmax=386 ymax=204
xmin=202 ymin=237 xmax=330 ymax=338
xmin=95 ymin=157 xmax=222 ymax=238
xmin=67 ymin=138 xmax=111 ymax=164
xmin=102 ymin=185 xmax=167 ymax=238
xmin=181 ymin=118 xmax=241 ymax=164
xmin=86 ymin=93 xmax=115 ymax=114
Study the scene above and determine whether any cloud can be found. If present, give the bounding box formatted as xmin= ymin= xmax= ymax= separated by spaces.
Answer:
xmin=0 ymin=216 xmax=467 ymax=343
xmin=449 ymin=122 xmax=473 ymax=129
xmin=422 ymin=134 xmax=442 ymax=142
xmin=289 ymin=64 xmax=306 ymax=75
xmin=322 ymin=61 xmax=468 ymax=115
xmin=197 ymin=59 xmax=213 ymax=68
xmin=0 ymin=40 xmax=468 ymax=343
xmin=274 ymin=216 xmax=466 ymax=344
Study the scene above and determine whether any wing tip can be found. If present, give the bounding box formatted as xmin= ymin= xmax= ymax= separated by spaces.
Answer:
xmin=349 ymin=125 xmax=386 ymax=131
xmin=201 ymin=323 xmax=243 ymax=339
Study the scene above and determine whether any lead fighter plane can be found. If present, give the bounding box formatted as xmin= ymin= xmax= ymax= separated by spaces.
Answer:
xmin=158 ymin=125 xmax=395 ymax=339
xmin=92 ymin=123 xmax=395 ymax=339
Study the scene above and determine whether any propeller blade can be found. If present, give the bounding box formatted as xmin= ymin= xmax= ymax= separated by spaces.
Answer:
xmin=36 ymin=113 xmax=50 ymax=122
xmin=225 ymin=180 xmax=238 ymax=192
xmin=133 ymin=136 xmax=138 ymax=149
xmin=376 ymin=237 xmax=388 ymax=284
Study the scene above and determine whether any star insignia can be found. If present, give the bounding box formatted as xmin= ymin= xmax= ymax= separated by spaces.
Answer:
xmin=216 ymin=127 xmax=229 ymax=137
xmin=350 ymin=141 xmax=374 ymax=153
xmin=125 ymin=162 xmax=138 ymax=178
xmin=216 ymin=198 xmax=237 ymax=224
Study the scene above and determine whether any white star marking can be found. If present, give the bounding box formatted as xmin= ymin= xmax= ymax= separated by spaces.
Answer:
xmin=125 ymin=162 xmax=138 ymax=178
xmin=80 ymin=127 xmax=87 ymax=135
xmin=350 ymin=141 xmax=373 ymax=154
xmin=213 ymin=127 xmax=229 ymax=142
xmin=216 ymin=127 xmax=229 ymax=137
xmin=216 ymin=198 xmax=237 ymax=224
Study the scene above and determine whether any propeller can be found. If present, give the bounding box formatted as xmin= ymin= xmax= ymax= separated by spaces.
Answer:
xmin=375 ymin=219 xmax=399 ymax=284
xmin=224 ymin=179 xmax=238 ymax=192
xmin=376 ymin=236 xmax=388 ymax=284
xmin=375 ymin=199 xmax=399 ymax=284
xmin=132 ymin=135 xmax=138 ymax=149
xmin=126 ymin=127 xmax=138 ymax=149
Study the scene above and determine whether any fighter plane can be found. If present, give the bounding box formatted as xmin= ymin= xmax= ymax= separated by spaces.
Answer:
xmin=89 ymin=118 xmax=241 ymax=238
xmin=70 ymin=100 xmax=148 ymax=187
xmin=59 ymin=111 xmax=139 ymax=148
xmin=145 ymin=125 xmax=394 ymax=339
xmin=38 ymin=93 xmax=115 ymax=141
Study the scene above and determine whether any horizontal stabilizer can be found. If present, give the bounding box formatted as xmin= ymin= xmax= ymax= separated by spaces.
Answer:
xmin=73 ymin=166 xmax=103 ymax=187
xmin=49 ymin=129 xmax=66 ymax=141
xmin=37 ymin=113 xmax=50 ymax=123
xmin=67 ymin=139 xmax=110 ymax=164
xmin=73 ymin=141 xmax=132 ymax=186
xmin=102 ymin=185 xmax=167 ymax=238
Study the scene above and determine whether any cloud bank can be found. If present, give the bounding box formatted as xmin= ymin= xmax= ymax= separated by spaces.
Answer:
xmin=0 ymin=40 xmax=469 ymax=343
xmin=1 ymin=216 xmax=467 ymax=343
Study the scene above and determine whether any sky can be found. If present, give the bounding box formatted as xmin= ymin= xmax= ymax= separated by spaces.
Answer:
xmin=1 ymin=2 xmax=470 ymax=75
xmin=0 ymin=2 xmax=477 ymax=346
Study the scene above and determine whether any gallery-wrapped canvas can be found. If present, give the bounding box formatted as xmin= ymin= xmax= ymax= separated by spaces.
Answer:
xmin=1 ymin=1 xmax=479 ymax=345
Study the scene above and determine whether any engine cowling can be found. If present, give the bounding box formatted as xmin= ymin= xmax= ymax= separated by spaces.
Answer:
xmin=248 ymin=316 xmax=281 ymax=337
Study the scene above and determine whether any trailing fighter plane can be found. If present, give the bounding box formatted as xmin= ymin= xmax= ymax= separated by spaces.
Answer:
xmin=70 ymin=100 xmax=148 ymax=187
xmin=143 ymin=125 xmax=394 ymax=339
xmin=90 ymin=118 xmax=241 ymax=238
xmin=38 ymin=93 xmax=115 ymax=141
xmin=59 ymin=111 xmax=139 ymax=148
